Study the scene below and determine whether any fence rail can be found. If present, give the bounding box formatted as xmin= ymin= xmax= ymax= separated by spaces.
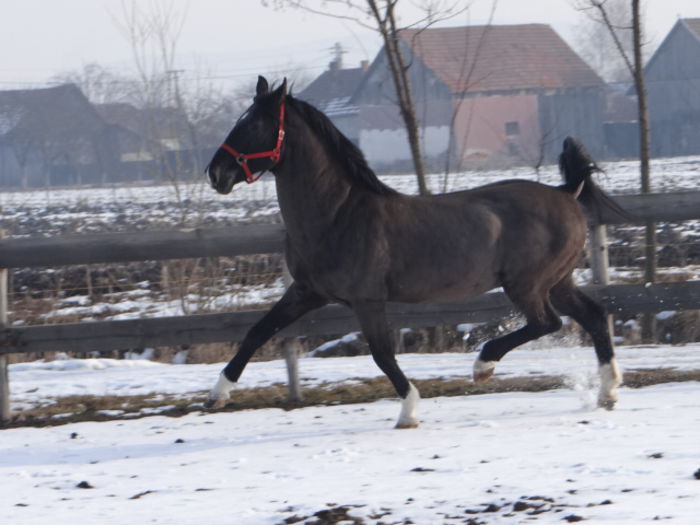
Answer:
xmin=1 ymin=281 xmax=699 ymax=356
xmin=1 ymin=189 xmax=700 ymax=423
xmin=598 ymin=191 xmax=700 ymax=224
xmin=0 ymin=224 xmax=286 ymax=268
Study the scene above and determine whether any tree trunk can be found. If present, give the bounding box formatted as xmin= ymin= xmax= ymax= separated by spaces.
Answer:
xmin=367 ymin=0 xmax=429 ymax=195
xmin=631 ymin=0 xmax=656 ymax=341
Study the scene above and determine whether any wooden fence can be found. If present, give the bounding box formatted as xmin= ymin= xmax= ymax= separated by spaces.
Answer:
xmin=1 ymin=190 xmax=699 ymax=423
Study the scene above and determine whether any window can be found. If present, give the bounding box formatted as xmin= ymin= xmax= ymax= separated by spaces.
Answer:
xmin=505 ymin=121 xmax=520 ymax=136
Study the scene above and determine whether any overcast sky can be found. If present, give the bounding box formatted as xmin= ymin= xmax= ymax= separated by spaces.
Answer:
xmin=2 ymin=0 xmax=700 ymax=91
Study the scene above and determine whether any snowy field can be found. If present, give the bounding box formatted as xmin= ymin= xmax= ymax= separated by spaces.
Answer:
xmin=3 ymin=344 xmax=700 ymax=523
xmin=2 ymin=371 xmax=699 ymax=524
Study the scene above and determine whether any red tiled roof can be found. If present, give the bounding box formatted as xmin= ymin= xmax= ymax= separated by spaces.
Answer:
xmin=399 ymin=24 xmax=602 ymax=94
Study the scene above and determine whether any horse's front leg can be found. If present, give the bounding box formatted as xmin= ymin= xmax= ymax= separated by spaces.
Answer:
xmin=353 ymin=301 xmax=420 ymax=429
xmin=205 ymin=282 xmax=327 ymax=408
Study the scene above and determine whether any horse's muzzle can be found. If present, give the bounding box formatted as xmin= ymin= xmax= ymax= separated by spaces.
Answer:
xmin=206 ymin=165 xmax=234 ymax=194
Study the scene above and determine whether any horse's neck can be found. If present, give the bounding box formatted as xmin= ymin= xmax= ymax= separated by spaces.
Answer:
xmin=274 ymin=146 xmax=353 ymax=244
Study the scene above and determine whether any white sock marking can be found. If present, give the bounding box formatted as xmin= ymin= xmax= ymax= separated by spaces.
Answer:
xmin=598 ymin=359 xmax=621 ymax=407
xmin=208 ymin=371 xmax=236 ymax=402
xmin=395 ymin=382 xmax=420 ymax=428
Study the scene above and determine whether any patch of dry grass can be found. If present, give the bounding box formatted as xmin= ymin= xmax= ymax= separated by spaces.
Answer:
xmin=4 ymin=368 xmax=699 ymax=429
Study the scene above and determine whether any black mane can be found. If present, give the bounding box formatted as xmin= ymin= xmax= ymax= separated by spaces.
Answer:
xmin=286 ymin=95 xmax=400 ymax=197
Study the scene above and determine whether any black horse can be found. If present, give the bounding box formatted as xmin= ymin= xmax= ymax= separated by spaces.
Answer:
xmin=205 ymin=76 xmax=623 ymax=428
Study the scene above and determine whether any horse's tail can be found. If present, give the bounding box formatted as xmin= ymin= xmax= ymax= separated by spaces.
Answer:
xmin=558 ymin=136 xmax=628 ymax=223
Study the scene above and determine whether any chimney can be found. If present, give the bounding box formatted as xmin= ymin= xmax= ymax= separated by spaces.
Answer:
xmin=329 ymin=42 xmax=344 ymax=71
xmin=360 ymin=60 xmax=369 ymax=71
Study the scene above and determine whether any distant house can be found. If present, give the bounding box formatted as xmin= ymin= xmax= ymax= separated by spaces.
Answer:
xmin=643 ymin=18 xmax=700 ymax=157
xmin=96 ymin=102 xmax=201 ymax=181
xmin=0 ymin=83 xmax=206 ymax=189
xmin=0 ymin=84 xmax=163 ymax=188
xmin=602 ymin=83 xmax=640 ymax=159
xmin=0 ymin=84 xmax=116 ymax=187
xmin=302 ymin=24 xmax=605 ymax=172
xmin=298 ymin=57 xmax=368 ymax=145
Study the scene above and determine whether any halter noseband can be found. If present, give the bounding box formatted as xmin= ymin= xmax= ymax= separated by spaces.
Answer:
xmin=218 ymin=102 xmax=286 ymax=184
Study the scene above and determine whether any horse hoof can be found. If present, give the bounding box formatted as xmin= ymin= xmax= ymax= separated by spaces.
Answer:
xmin=395 ymin=419 xmax=419 ymax=429
xmin=598 ymin=398 xmax=616 ymax=411
xmin=204 ymin=397 xmax=227 ymax=409
xmin=473 ymin=359 xmax=495 ymax=382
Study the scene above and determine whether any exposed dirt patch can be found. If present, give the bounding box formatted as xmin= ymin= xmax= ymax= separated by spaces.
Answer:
xmin=4 ymin=368 xmax=700 ymax=429
xmin=282 ymin=504 xmax=366 ymax=524
xmin=277 ymin=494 xmax=618 ymax=524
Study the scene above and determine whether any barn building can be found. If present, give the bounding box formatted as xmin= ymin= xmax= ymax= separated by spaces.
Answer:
xmin=301 ymin=24 xmax=605 ymax=172
xmin=644 ymin=18 xmax=700 ymax=157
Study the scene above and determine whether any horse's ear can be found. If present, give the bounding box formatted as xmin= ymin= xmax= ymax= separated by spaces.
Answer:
xmin=272 ymin=78 xmax=287 ymax=104
xmin=256 ymin=76 xmax=269 ymax=98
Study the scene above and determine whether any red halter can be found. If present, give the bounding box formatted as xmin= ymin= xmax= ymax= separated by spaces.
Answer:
xmin=218 ymin=103 xmax=286 ymax=184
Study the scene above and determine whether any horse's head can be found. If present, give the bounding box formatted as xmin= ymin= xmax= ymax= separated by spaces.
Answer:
xmin=206 ymin=76 xmax=287 ymax=194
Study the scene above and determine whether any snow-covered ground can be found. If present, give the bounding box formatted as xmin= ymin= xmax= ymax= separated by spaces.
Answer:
xmin=1 ymin=364 xmax=699 ymax=524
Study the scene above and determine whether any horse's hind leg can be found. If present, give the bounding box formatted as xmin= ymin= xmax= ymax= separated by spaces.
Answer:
xmin=205 ymin=282 xmax=327 ymax=408
xmin=353 ymin=301 xmax=419 ymax=429
xmin=474 ymin=287 xmax=562 ymax=382
xmin=550 ymin=278 xmax=621 ymax=410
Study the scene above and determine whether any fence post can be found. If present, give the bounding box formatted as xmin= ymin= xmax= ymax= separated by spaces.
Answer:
xmin=0 ymin=229 xmax=10 ymax=425
xmin=281 ymin=262 xmax=302 ymax=402
xmin=588 ymin=223 xmax=609 ymax=286
xmin=283 ymin=339 xmax=302 ymax=402
xmin=588 ymin=223 xmax=615 ymax=339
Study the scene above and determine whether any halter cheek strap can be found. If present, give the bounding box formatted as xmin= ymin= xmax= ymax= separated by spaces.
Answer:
xmin=218 ymin=103 xmax=286 ymax=184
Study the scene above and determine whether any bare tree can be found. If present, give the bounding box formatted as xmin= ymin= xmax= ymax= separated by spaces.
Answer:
xmin=575 ymin=0 xmax=655 ymax=341
xmin=50 ymin=63 xmax=138 ymax=105
xmin=112 ymin=0 xmax=186 ymax=108
xmin=572 ymin=0 xmax=634 ymax=82
xmin=574 ymin=1 xmax=651 ymax=202
xmin=113 ymin=0 xmax=197 ymax=215
xmin=366 ymin=0 xmax=429 ymax=194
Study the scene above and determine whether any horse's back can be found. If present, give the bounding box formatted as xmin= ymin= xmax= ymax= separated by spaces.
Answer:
xmin=441 ymin=179 xmax=586 ymax=230
xmin=459 ymin=179 xmax=588 ymax=285
xmin=383 ymin=179 xmax=586 ymax=301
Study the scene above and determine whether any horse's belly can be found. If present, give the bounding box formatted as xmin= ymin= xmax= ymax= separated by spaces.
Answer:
xmin=387 ymin=272 xmax=498 ymax=303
